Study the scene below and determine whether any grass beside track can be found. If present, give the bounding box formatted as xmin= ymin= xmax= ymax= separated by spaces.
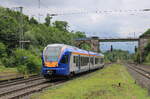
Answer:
xmin=144 ymin=63 xmax=150 ymax=66
xmin=31 ymin=64 xmax=149 ymax=99
xmin=0 ymin=66 xmax=17 ymax=73
xmin=0 ymin=66 xmax=20 ymax=80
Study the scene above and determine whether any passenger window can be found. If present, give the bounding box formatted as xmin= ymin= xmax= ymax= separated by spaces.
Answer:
xmin=100 ymin=58 xmax=104 ymax=63
xmin=101 ymin=58 xmax=104 ymax=63
xmin=60 ymin=55 xmax=69 ymax=64
xmin=95 ymin=58 xmax=99 ymax=64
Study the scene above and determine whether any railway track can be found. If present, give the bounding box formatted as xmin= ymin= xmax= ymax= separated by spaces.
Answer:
xmin=0 ymin=73 xmax=75 ymax=99
xmin=0 ymin=65 xmax=106 ymax=99
xmin=126 ymin=64 xmax=150 ymax=79
xmin=0 ymin=75 xmax=41 ymax=88
xmin=0 ymin=75 xmax=49 ymax=99
xmin=0 ymin=75 xmax=67 ymax=99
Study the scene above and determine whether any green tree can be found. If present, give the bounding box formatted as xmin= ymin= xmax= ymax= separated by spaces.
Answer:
xmin=14 ymin=49 xmax=41 ymax=74
xmin=0 ymin=7 xmax=90 ymax=74
xmin=0 ymin=15 xmax=19 ymax=50
xmin=144 ymin=40 xmax=150 ymax=57
xmin=0 ymin=42 xmax=6 ymax=57
xmin=45 ymin=14 xmax=52 ymax=26
xmin=140 ymin=28 xmax=150 ymax=37
xmin=145 ymin=53 xmax=150 ymax=65
xmin=74 ymin=31 xmax=86 ymax=39
xmin=104 ymin=50 xmax=132 ymax=63
xmin=53 ymin=21 xmax=68 ymax=31
xmin=29 ymin=17 xmax=38 ymax=24
xmin=134 ymin=49 xmax=141 ymax=63
xmin=79 ymin=43 xmax=91 ymax=51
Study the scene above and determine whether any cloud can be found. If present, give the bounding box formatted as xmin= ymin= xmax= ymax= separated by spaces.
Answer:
xmin=0 ymin=0 xmax=150 ymax=52
xmin=0 ymin=0 xmax=149 ymax=37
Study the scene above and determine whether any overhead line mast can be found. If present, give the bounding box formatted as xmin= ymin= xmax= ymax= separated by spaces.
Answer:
xmin=38 ymin=0 xmax=41 ymax=22
xmin=19 ymin=7 xmax=24 ymax=49
xmin=13 ymin=7 xmax=30 ymax=49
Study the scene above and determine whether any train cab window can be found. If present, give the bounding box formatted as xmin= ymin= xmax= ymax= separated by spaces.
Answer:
xmin=60 ymin=55 xmax=69 ymax=64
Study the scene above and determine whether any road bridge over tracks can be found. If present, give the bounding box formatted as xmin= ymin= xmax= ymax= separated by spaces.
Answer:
xmin=75 ymin=35 xmax=150 ymax=63
xmin=75 ymin=36 xmax=139 ymax=52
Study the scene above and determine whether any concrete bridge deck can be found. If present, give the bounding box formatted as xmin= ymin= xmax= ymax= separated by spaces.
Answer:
xmin=76 ymin=37 xmax=139 ymax=42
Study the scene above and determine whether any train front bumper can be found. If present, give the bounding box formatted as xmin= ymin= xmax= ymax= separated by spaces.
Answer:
xmin=42 ymin=66 xmax=69 ymax=76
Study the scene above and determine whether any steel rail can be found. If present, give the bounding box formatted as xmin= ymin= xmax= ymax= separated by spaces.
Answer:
xmin=127 ymin=65 xmax=150 ymax=79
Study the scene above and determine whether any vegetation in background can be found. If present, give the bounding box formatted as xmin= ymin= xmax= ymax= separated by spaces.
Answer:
xmin=134 ymin=49 xmax=141 ymax=63
xmin=13 ymin=49 xmax=41 ymax=74
xmin=144 ymin=40 xmax=150 ymax=65
xmin=134 ymin=29 xmax=150 ymax=65
xmin=0 ymin=7 xmax=88 ymax=74
xmin=140 ymin=28 xmax=150 ymax=37
xmin=0 ymin=66 xmax=17 ymax=73
xmin=0 ymin=66 xmax=19 ymax=81
xmin=31 ymin=64 xmax=149 ymax=99
xmin=79 ymin=43 xmax=92 ymax=51
xmin=104 ymin=50 xmax=133 ymax=63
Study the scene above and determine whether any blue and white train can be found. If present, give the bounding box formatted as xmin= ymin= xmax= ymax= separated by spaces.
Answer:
xmin=42 ymin=44 xmax=104 ymax=78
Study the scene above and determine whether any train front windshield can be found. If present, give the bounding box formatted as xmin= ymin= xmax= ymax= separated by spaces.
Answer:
xmin=44 ymin=47 xmax=62 ymax=62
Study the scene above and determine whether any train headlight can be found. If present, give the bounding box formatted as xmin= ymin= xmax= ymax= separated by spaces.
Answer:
xmin=47 ymin=70 xmax=53 ymax=75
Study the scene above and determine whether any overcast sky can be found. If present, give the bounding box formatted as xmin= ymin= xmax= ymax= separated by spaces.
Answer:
xmin=0 ymin=0 xmax=150 ymax=53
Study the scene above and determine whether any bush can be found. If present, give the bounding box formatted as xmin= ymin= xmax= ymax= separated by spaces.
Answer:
xmin=145 ymin=53 xmax=150 ymax=65
xmin=17 ymin=65 xmax=28 ymax=75
xmin=0 ymin=60 xmax=3 ymax=66
xmin=134 ymin=49 xmax=141 ymax=63
xmin=80 ymin=43 xmax=92 ymax=51
xmin=1 ymin=57 xmax=15 ymax=67
xmin=143 ymin=40 xmax=150 ymax=60
xmin=14 ymin=49 xmax=41 ymax=74
xmin=104 ymin=50 xmax=132 ymax=63
xmin=0 ymin=42 xmax=7 ymax=57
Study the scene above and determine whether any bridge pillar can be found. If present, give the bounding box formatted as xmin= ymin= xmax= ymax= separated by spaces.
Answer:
xmin=90 ymin=38 xmax=100 ymax=52
xmin=139 ymin=34 xmax=150 ymax=62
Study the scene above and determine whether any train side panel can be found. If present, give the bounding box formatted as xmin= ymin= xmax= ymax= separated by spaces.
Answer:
xmin=69 ymin=53 xmax=90 ymax=74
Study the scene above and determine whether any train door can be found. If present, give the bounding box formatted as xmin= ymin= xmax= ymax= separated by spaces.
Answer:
xmin=88 ymin=55 xmax=90 ymax=71
xmin=69 ymin=53 xmax=74 ymax=72
xmin=70 ymin=54 xmax=79 ymax=72
xmin=59 ymin=52 xmax=70 ymax=75
xmin=90 ymin=56 xmax=94 ymax=70
xmin=78 ymin=55 xmax=81 ymax=70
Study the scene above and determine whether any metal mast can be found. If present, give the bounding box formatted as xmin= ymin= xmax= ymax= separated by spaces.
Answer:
xmin=38 ymin=0 xmax=41 ymax=22
xmin=16 ymin=7 xmax=30 ymax=49
xmin=19 ymin=7 xmax=24 ymax=49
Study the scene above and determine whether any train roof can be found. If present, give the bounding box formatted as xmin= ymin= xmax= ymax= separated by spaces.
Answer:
xmin=46 ymin=44 xmax=104 ymax=57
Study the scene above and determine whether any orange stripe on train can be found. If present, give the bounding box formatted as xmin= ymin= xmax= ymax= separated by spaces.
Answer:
xmin=44 ymin=62 xmax=58 ymax=67
xmin=72 ymin=52 xmax=104 ymax=58
xmin=72 ymin=52 xmax=98 ymax=56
